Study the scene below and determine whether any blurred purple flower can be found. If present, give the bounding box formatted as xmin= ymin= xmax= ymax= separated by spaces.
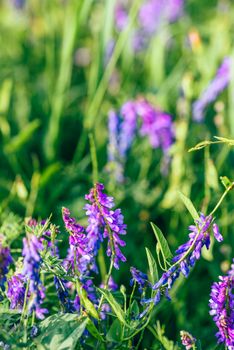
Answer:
xmin=180 ymin=331 xmax=196 ymax=349
xmin=209 ymin=273 xmax=234 ymax=348
xmin=0 ymin=244 xmax=12 ymax=291
xmin=193 ymin=57 xmax=231 ymax=122
xmin=107 ymin=98 xmax=174 ymax=182
xmin=136 ymin=99 xmax=174 ymax=152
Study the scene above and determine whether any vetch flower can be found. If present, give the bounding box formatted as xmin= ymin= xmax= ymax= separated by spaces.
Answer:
xmin=130 ymin=267 xmax=148 ymax=292
xmin=172 ymin=214 xmax=222 ymax=278
xmin=209 ymin=271 xmax=234 ymax=349
xmin=85 ymin=183 xmax=127 ymax=269
xmin=0 ymin=243 xmax=13 ymax=291
xmin=22 ymin=235 xmax=48 ymax=319
xmin=193 ymin=57 xmax=231 ymax=121
xmin=107 ymin=98 xmax=174 ymax=182
xmin=7 ymin=274 xmax=26 ymax=310
xmin=54 ymin=276 xmax=74 ymax=313
xmin=180 ymin=330 xmax=196 ymax=349
xmin=62 ymin=207 xmax=94 ymax=275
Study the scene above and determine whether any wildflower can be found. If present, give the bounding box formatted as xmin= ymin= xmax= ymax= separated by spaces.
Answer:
xmin=62 ymin=207 xmax=93 ymax=275
xmin=143 ymin=214 xmax=222 ymax=305
xmin=209 ymin=271 xmax=234 ymax=349
xmin=172 ymin=214 xmax=222 ymax=278
xmin=107 ymin=99 xmax=174 ymax=182
xmin=7 ymin=274 xmax=26 ymax=310
xmin=54 ymin=276 xmax=74 ymax=313
xmin=85 ymin=183 xmax=127 ymax=269
xmin=193 ymin=57 xmax=231 ymax=121
xmin=22 ymin=235 xmax=48 ymax=319
xmin=130 ymin=267 xmax=148 ymax=292
xmin=180 ymin=331 xmax=196 ymax=349
xmin=135 ymin=99 xmax=174 ymax=152
xmin=0 ymin=243 xmax=13 ymax=291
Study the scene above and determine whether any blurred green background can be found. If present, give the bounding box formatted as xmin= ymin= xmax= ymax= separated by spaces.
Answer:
xmin=0 ymin=0 xmax=234 ymax=347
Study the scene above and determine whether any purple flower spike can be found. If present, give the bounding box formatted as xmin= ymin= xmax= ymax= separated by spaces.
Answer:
xmin=7 ymin=274 xmax=26 ymax=310
xmin=85 ymin=183 xmax=127 ymax=269
xmin=130 ymin=267 xmax=148 ymax=292
xmin=135 ymin=99 xmax=174 ymax=152
xmin=213 ymin=223 xmax=223 ymax=242
xmin=22 ymin=235 xmax=48 ymax=319
xmin=209 ymin=272 xmax=234 ymax=349
xmin=193 ymin=57 xmax=231 ymax=122
xmin=0 ymin=243 xmax=13 ymax=291
xmin=62 ymin=207 xmax=94 ymax=275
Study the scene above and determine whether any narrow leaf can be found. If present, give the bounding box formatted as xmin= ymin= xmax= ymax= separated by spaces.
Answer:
xmin=150 ymin=223 xmax=173 ymax=262
xmin=178 ymin=191 xmax=199 ymax=220
xmin=98 ymin=289 xmax=126 ymax=325
xmin=145 ymin=247 xmax=158 ymax=284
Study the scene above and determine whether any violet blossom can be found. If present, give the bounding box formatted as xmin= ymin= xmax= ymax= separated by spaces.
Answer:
xmin=193 ymin=57 xmax=231 ymax=122
xmin=62 ymin=207 xmax=94 ymax=275
xmin=180 ymin=330 xmax=197 ymax=349
xmin=209 ymin=270 xmax=234 ymax=349
xmin=130 ymin=267 xmax=148 ymax=292
xmin=22 ymin=235 xmax=48 ymax=319
xmin=85 ymin=183 xmax=127 ymax=269
xmin=0 ymin=243 xmax=13 ymax=291
xmin=7 ymin=273 xmax=26 ymax=310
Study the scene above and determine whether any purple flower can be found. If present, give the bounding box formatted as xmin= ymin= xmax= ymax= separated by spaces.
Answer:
xmin=22 ymin=235 xmax=48 ymax=319
xmin=100 ymin=276 xmax=118 ymax=291
xmin=193 ymin=57 xmax=231 ymax=121
xmin=54 ymin=276 xmax=74 ymax=313
xmin=7 ymin=274 xmax=26 ymax=310
xmin=172 ymin=214 xmax=222 ymax=278
xmin=209 ymin=273 xmax=234 ymax=348
xmin=0 ymin=244 xmax=13 ymax=291
xmin=107 ymin=98 xmax=174 ymax=182
xmin=115 ymin=2 xmax=129 ymax=31
xmin=135 ymin=99 xmax=174 ymax=152
xmin=180 ymin=331 xmax=196 ymax=349
xmin=85 ymin=183 xmax=127 ymax=269
xmin=114 ymin=0 xmax=184 ymax=51
xmin=143 ymin=214 xmax=222 ymax=306
xmin=130 ymin=267 xmax=148 ymax=292
xmin=62 ymin=207 xmax=94 ymax=275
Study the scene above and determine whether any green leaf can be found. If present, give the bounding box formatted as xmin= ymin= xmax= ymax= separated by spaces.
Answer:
xmin=145 ymin=247 xmax=158 ymax=284
xmin=178 ymin=192 xmax=199 ymax=220
xmin=98 ymin=289 xmax=127 ymax=325
xmin=34 ymin=314 xmax=88 ymax=350
xmin=220 ymin=176 xmax=232 ymax=189
xmin=106 ymin=319 xmax=123 ymax=342
xmin=150 ymin=223 xmax=173 ymax=262
xmin=4 ymin=119 xmax=41 ymax=154
xmin=86 ymin=318 xmax=105 ymax=343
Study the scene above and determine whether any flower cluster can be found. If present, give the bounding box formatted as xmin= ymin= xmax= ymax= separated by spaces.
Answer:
xmin=180 ymin=331 xmax=196 ymax=349
xmin=107 ymin=98 xmax=174 ymax=182
xmin=62 ymin=207 xmax=94 ymax=275
xmin=130 ymin=267 xmax=148 ymax=292
xmin=114 ymin=0 xmax=184 ymax=51
xmin=22 ymin=235 xmax=48 ymax=319
xmin=193 ymin=57 xmax=231 ymax=121
xmin=209 ymin=264 xmax=234 ymax=349
xmin=140 ymin=213 xmax=223 ymax=306
xmin=7 ymin=274 xmax=26 ymax=310
xmin=85 ymin=183 xmax=127 ymax=269
xmin=0 ymin=242 xmax=12 ymax=292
